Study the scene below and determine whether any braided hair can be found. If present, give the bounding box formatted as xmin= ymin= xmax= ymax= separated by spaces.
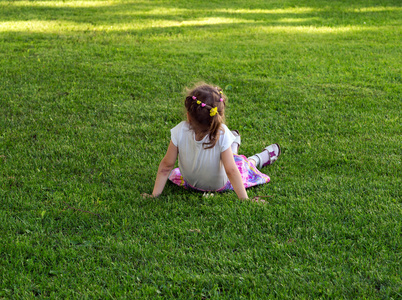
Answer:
xmin=185 ymin=83 xmax=227 ymax=149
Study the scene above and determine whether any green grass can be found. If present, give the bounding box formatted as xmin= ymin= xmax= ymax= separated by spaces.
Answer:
xmin=1 ymin=0 xmax=401 ymax=298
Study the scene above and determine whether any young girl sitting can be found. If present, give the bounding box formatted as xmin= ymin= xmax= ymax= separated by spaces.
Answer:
xmin=145 ymin=83 xmax=281 ymax=200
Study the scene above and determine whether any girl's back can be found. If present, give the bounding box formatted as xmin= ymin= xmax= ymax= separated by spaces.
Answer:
xmin=171 ymin=121 xmax=236 ymax=191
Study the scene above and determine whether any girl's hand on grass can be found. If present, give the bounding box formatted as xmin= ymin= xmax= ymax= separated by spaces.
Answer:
xmin=142 ymin=193 xmax=155 ymax=198
xmin=252 ymin=197 xmax=266 ymax=203
xmin=252 ymin=196 xmax=273 ymax=204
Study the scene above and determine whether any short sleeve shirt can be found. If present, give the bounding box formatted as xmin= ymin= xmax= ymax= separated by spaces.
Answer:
xmin=171 ymin=121 xmax=236 ymax=190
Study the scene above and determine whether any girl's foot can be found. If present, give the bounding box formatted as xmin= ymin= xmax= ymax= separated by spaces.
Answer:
xmin=231 ymin=130 xmax=241 ymax=154
xmin=249 ymin=144 xmax=281 ymax=168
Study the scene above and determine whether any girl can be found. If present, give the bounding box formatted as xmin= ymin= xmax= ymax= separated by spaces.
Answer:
xmin=145 ymin=83 xmax=281 ymax=199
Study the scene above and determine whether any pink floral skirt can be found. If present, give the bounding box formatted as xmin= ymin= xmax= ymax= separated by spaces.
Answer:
xmin=168 ymin=154 xmax=270 ymax=192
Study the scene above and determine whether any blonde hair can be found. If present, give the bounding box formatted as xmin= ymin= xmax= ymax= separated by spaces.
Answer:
xmin=184 ymin=83 xmax=227 ymax=149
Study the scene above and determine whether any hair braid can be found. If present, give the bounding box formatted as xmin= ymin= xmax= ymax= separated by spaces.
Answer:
xmin=184 ymin=83 xmax=227 ymax=149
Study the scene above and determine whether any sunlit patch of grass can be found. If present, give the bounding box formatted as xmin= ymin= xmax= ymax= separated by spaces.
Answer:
xmin=144 ymin=17 xmax=255 ymax=29
xmin=256 ymin=24 xmax=374 ymax=34
xmin=0 ymin=19 xmax=375 ymax=35
xmin=215 ymin=7 xmax=323 ymax=14
xmin=0 ymin=18 xmax=255 ymax=33
xmin=0 ymin=0 xmax=116 ymax=8
xmin=0 ymin=20 xmax=80 ymax=33
xmin=277 ymin=18 xmax=319 ymax=24
xmin=114 ymin=7 xmax=190 ymax=16
xmin=347 ymin=6 xmax=402 ymax=13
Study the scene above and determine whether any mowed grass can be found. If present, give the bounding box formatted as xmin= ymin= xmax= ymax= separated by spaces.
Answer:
xmin=0 ymin=0 xmax=401 ymax=298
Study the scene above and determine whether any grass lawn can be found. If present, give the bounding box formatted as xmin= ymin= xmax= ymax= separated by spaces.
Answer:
xmin=1 ymin=0 xmax=401 ymax=298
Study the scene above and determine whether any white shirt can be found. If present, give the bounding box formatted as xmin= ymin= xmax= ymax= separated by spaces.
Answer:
xmin=171 ymin=121 xmax=236 ymax=191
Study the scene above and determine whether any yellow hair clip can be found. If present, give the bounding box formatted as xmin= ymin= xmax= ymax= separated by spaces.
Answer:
xmin=210 ymin=107 xmax=218 ymax=117
xmin=197 ymin=100 xmax=201 ymax=105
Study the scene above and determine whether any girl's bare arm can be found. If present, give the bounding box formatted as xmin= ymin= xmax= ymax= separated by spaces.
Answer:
xmin=151 ymin=141 xmax=178 ymax=197
xmin=221 ymin=148 xmax=248 ymax=199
